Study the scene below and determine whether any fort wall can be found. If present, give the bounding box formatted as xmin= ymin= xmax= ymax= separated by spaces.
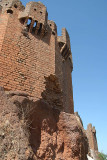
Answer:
xmin=0 ymin=0 xmax=73 ymax=113
xmin=86 ymin=124 xmax=98 ymax=151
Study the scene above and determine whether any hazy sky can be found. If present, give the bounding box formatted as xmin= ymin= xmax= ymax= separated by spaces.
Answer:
xmin=22 ymin=0 xmax=107 ymax=154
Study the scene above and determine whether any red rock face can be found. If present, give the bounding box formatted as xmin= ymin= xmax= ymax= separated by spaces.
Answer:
xmin=0 ymin=87 xmax=34 ymax=160
xmin=0 ymin=87 xmax=88 ymax=160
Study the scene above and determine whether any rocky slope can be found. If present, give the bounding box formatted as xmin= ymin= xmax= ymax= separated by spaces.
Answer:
xmin=0 ymin=87 xmax=88 ymax=160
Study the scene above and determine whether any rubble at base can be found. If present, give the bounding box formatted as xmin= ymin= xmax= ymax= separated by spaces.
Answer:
xmin=0 ymin=87 xmax=88 ymax=160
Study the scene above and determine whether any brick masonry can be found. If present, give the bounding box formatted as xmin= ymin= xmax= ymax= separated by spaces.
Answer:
xmin=86 ymin=124 xmax=98 ymax=151
xmin=0 ymin=0 xmax=74 ymax=113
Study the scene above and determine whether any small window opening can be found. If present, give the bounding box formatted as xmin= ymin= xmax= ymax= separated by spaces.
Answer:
xmin=7 ymin=9 xmax=13 ymax=14
xmin=38 ymin=23 xmax=42 ymax=35
xmin=27 ymin=18 xmax=32 ymax=25
xmin=40 ymin=11 xmax=42 ymax=15
xmin=34 ymin=8 xmax=36 ymax=11
xmin=52 ymin=31 xmax=55 ymax=35
xmin=14 ymin=4 xmax=18 ymax=8
xmin=33 ymin=21 xmax=37 ymax=28
xmin=50 ymin=24 xmax=52 ymax=26
xmin=26 ymin=18 xmax=32 ymax=31
xmin=32 ymin=21 xmax=37 ymax=33
xmin=5 ymin=4 xmax=8 ymax=6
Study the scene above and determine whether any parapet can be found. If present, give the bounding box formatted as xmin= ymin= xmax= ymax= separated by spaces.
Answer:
xmin=86 ymin=123 xmax=98 ymax=152
xmin=19 ymin=2 xmax=47 ymax=25
xmin=58 ymin=28 xmax=73 ymax=70
xmin=87 ymin=123 xmax=93 ymax=130
xmin=58 ymin=28 xmax=71 ymax=49
xmin=0 ymin=0 xmax=24 ymax=12
xmin=87 ymin=124 xmax=97 ymax=136
xmin=48 ymin=20 xmax=57 ymax=35
xmin=87 ymin=123 xmax=95 ymax=132
xmin=0 ymin=1 xmax=48 ymax=37
xmin=18 ymin=1 xmax=48 ymax=37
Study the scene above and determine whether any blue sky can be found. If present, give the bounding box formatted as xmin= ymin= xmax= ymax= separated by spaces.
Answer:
xmin=22 ymin=0 xmax=107 ymax=154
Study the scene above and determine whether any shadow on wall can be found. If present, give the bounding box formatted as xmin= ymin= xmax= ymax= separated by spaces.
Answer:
xmin=29 ymin=100 xmax=60 ymax=157
xmin=29 ymin=74 xmax=63 ymax=155
xmin=0 ymin=5 xmax=2 ymax=13
xmin=0 ymin=74 xmax=88 ymax=159
xmin=7 ymin=91 xmax=60 ymax=159
xmin=21 ymin=18 xmax=52 ymax=45
xmin=4 ymin=74 xmax=62 ymax=158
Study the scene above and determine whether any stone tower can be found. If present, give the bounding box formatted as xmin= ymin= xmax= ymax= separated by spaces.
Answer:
xmin=86 ymin=124 xmax=98 ymax=151
xmin=0 ymin=0 xmax=74 ymax=113
xmin=86 ymin=124 xmax=98 ymax=159
xmin=0 ymin=1 xmax=94 ymax=159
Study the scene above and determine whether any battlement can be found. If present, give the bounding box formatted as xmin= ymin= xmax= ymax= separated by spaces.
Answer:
xmin=87 ymin=124 xmax=96 ymax=133
xmin=0 ymin=0 xmax=72 ymax=52
xmin=18 ymin=1 xmax=48 ymax=37
xmin=48 ymin=20 xmax=57 ymax=35
xmin=58 ymin=28 xmax=73 ymax=69
xmin=86 ymin=124 xmax=98 ymax=151
xmin=58 ymin=28 xmax=71 ymax=48
xmin=19 ymin=2 xmax=47 ymax=25
xmin=0 ymin=0 xmax=24 ymax=12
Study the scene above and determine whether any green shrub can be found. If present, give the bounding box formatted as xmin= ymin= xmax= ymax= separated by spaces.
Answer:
xmin=98 ymin=152 xmax=107 ymax=160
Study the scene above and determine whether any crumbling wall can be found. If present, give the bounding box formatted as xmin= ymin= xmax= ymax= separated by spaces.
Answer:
xmin=0 ymin=1 xmax=98 ymax=159
xmin=0 ymin=87 xmax=88 ymax=160
xmin=0 ymin=87 xmax=34 ymax=160
xmin=0 ymin=1 xmax=55 ymax=101
xmin=0 ymin=0 xmax=74 ymax=113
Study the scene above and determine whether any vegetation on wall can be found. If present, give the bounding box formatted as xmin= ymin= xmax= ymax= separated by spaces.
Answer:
xmin=98 ymin=152 xmax=107 ymax=160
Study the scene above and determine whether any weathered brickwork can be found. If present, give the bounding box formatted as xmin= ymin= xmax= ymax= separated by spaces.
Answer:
xmin=86 ymin=124 xmax=98 ymax=151
xmin=0 ymin=1 xmax=100 ymax=159
xmin=0 ymin=0 xmax=74 ymax=113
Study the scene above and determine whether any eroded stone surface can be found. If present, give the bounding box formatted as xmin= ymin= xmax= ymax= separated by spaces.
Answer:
xmin=0 ymin=0 xmax=98 ymax=159
xmin=0 ymin=87 xmax=34 ymax=160
xmin=0 ymin=88 xmax=88 ymax=160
